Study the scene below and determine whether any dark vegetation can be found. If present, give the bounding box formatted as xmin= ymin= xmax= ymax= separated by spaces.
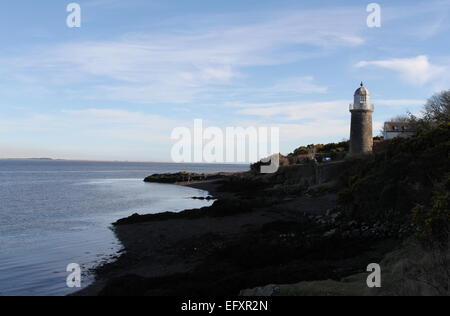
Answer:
xmin=338 ymin=124 xmax=449 ymax=234
xmin=290 ymin=141 xmax=349 ymax=156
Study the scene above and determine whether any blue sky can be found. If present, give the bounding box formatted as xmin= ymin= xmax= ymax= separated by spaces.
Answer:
xmin=0 ymin=0 xmax=449 ymax=161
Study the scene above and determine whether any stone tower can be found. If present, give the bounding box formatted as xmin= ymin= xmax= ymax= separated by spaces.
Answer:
xmin=349 ymin=82 xmax=374 ymax=156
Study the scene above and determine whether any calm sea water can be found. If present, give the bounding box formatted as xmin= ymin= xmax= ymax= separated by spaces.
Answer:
xmin=0 ymin=160 xmax=248 ymax=296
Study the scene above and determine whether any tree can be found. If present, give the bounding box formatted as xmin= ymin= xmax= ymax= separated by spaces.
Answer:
xmin=388 ymin=90 xmax=450 ymax=134
xmin=389 ymin=114 xmax=412 ymax=122
xmin=423 ymin=90 xmax=450 ymax=124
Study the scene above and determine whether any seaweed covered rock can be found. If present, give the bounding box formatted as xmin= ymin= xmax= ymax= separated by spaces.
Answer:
xmin=144 ymin=172 xmax=229 ymax=184
xmin=114 ymin=198 xmax=257 ymax=225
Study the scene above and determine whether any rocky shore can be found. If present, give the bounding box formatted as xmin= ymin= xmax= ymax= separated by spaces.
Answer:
xmin=144 ymin=171 xmax=236 ymax=184
xmin=76 ymin=167 xmax=406 ymax=296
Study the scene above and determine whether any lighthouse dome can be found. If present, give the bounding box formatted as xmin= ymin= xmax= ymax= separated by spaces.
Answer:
xmin=351 ymin=82 xmax=374 ymax=111
xmin=354 ymin=82 xmax=370 ymax=96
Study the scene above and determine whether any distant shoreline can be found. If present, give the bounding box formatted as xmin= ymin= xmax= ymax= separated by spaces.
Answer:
xmin=0 ymin=158 xmax=250 ymax=166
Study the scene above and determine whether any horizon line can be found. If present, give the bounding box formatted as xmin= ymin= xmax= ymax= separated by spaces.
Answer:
xmin=0 ymin=158 xmax=251 ymax=165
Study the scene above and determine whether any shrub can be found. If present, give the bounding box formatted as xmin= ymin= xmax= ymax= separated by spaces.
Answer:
xmin=339 ymin=124 xmax=450 ymax=228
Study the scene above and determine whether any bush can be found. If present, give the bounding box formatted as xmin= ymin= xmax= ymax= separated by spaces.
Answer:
xmin=412 ymin=174 xmax=450 ymax=247
xmin=339 ymin=124 xmax=450 ymax=229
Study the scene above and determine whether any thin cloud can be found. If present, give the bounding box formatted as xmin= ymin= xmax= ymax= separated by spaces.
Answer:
xmin=356 ymin=55 xmax=446 ymax=86
xmin=233 ymin=100 xmax=347 ymax=121
xmin=0 ymin=8 xmax=365 ymax=104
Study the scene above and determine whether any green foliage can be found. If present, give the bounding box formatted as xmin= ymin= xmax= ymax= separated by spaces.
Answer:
xmin=339 ymin=124 xmax=450 ymax=228
xmin=412 ymin=174 xmax=450 ymax=245
xmin=289 ymin=141 xmax=349 ymax=156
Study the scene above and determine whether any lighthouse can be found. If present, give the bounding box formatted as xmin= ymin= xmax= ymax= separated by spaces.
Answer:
xmin=349 ymin=82 xmax=374 ymax=156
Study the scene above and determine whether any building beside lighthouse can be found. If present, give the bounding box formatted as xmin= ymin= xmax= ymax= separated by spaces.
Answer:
xmin=349 ymin=82 xmax=374 ymax=156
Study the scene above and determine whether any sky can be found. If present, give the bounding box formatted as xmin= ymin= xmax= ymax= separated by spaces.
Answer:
xmin=0 ymin=0 xmax=449 ymax=162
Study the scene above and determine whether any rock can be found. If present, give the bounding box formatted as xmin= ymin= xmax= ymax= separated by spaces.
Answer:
xmin=329 ymin=212 xmax=341 ymax=224
xmin=331 ymin=213 xmax=340 ymax=219
xmin=323 ymin=229 xmax=337 ymax=238
xmin=240 ymin=278 xmax=368 ymax=297
xmin=240 ymin=284 xmax=281 ymax=296
xmin=144 ymin=172 xmax=228 ymax=184
xmin=192 ymin=196 xmax=215 ymax=201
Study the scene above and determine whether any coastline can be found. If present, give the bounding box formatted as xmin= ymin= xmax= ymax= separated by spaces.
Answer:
xmin=180 ymin=178 xmax=237 ymax=200
xmin=75 ymin=177 xmax=229 ymax=296
xmin=76 ymin=169 xmax=399 ymax=296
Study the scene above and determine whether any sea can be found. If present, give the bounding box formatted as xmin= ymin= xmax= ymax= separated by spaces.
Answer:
xmin=0 ymin=160 xmax=248 ymax=296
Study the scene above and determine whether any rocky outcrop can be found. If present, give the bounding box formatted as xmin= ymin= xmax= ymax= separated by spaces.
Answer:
xmin=143 ymin=172 xmax=230 ymax=184
xmin=114 ymin=198 xmax=258 ymax=225
xmin=191 ymin=196 xmax=215 ymax=201
xmin=240 ymin=275 xmax=369 ymax=296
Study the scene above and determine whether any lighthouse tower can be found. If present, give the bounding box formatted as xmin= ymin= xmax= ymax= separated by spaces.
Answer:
xmin=349 ymin=82 xmax=374 ymax=156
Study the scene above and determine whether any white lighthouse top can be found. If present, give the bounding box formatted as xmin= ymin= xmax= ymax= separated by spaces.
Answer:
xmin=350 ymin=82 xmax=374 ymax=111
xmin=355 ymin=82 xmax=369 ymax=96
